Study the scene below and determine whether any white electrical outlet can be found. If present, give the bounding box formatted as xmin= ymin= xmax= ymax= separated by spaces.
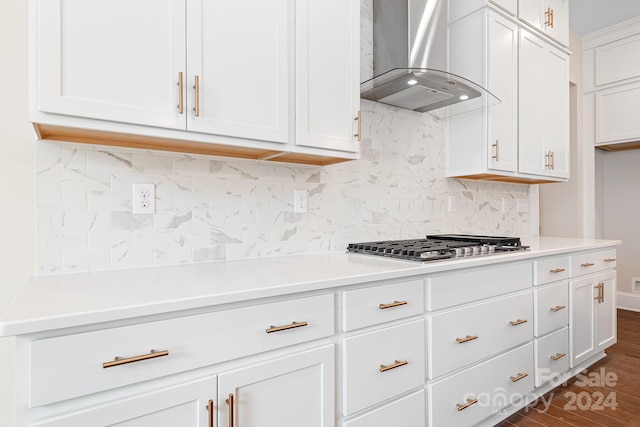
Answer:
xmin=133 ymin=183 xmax=155 ymax=214
xmin=293 ymin=190 xmax=308 ymax=213
xmin=516 ymin=198 xmax=528 ymax=213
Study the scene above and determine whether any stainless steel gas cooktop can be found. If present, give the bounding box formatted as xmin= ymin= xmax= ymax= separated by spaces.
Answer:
xmin=346 ymin=234 xmax=529 ymax=262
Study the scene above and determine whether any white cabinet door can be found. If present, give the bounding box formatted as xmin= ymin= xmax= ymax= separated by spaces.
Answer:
xmin=570 ymin=276 xmax=597 ymax=367
xmin=295 ymin=0 xmax=360 ymax=153
xmin=218 ymin=345 xmax=334 ymax=427
xmin=570 ymin=271 xmax=617 ymax=368
xmin=38 ymin=0 xmax=186 ymax=130
xmin=518 ymin=29 xmax=569 ymax=179
xmin=32 ymin=376 xmax=216 ymax=427
xmin=595 ymin=272 xmax=617 ymax=351
xmin=517 ymin=0 xmax=569 ymax=46
xmin=186 ymin=0 xmax=291 ymax=143
xmin=595 ymin=81 xmax=640 ymax=144
xmin=488 ymin=12 xmax=518 ymax=173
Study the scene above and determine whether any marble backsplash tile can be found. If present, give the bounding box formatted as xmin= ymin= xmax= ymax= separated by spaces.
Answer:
xmin=35 ymin=99 xmax=529 ymax=274
xmin=35 ymin=0 xmax=529 ymax=273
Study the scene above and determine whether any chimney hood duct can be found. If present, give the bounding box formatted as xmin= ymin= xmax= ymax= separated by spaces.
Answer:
xmin=361 ymin=0 xmax=499 ymax=117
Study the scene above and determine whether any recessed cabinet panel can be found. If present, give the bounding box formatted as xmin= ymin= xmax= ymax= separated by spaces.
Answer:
xmin=342 ymin=390 xmax=426 ymax=427
xmin=343 ymin=320 xmax=425 ymax=415
xmin=38 ymin=0 xmax=186 ymax=129
xmin=595 ymin=33 xmax=640 ymax=86
xmin=218 ymin=345 xmax=334 ymax=427
xmin=29 ymin=294 xmax=334 ymax=407
xmin=31 ymin=376 xmax=216 ymax=427
xmin=428 ymin=291 xmax=533 ymax=379
xmin=295 ymin=0 xmax=360 ymax=153
xmin=535 ymin=327 xmax=569 ymax=387
xmin=185 ymin=0 xmax=291 ymax=142
xmin=534 ymin=282 xmax=569 ymax=337
xmin=595 ymin=81 xmax=640 ymax=144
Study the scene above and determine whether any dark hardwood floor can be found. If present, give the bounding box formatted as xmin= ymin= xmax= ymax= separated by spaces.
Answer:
xmin=499 ymin=309 xmax=640 ymax=427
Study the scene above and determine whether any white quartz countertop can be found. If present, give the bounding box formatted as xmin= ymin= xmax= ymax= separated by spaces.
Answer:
xmin=0 ymin=237 xmax=620 ymax=337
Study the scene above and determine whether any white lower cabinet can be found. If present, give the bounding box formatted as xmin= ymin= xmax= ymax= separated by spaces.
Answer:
xmin=534 ymin=327 xmax=569 ymax=387
xmin=570 ymin=270 xmax=617 ymax=367
xmin=342 ymin=390 xmax=425 ymax=427
xmin=32 ymin=376 xmax=217 ymax=427
xmin=14 ymin=246 xmax=619 ymax=427
xmin=429 ymin=343 xmax=535 ymax=427
xmin=218 ymin=345 xmax=334 ymax=427
xmin=342 ymin=319 xmax=425 ymax=415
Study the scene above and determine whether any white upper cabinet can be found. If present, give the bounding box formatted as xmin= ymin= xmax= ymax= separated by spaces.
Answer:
xmin=185 ymin=0 xmax=291 ymax=143
xmin=32 ymin=0 xmax=360 ymax=164
xmin=447 ymin=10 xmax=519 ymax=179
xmin=518 ymin=29 xmax=569 ymax=179
xmin=38 ymin=0 xmax=187 ymax=130
xmin=518 ymin=0 xmax=569 ymax=47
xmin=295 ymin=0 xmax=360 ymax=153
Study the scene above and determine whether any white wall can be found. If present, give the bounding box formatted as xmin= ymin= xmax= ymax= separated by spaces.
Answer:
xmin=0 ymin=1 xmax=37 ymax=426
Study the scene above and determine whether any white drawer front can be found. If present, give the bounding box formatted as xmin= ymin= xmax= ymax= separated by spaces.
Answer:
xmin=429 ymin=343 xmax=534 ymax=427
xmin=534 ymin=282 xmax=569 ymax=337
xmin=342 ymin=279 xmax=424 ymax=331
xmin=570 ymin=249 xmax=617 ymax=277
xmin=30 ymin=294 xmax=334 ymax=407
xmin=343 ymin=319 xmax=425 ymax=415
xmin=428 ymin=291 xmax=533 ymax=379
xmin=427 ymin=262 xmax=532 ymax=311
xmin=534 ymin=256 xmax=569 ymax=285
xmin=342 ymin=389 xmax=425 ymax=427
xmin=535 ymin=327 xmax=569 ymax=387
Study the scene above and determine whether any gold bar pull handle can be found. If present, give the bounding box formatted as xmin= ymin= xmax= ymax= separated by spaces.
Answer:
xmin=226 ymin=393 xmax=234 ymax=427
xmin=599 ymin=282 xmax=605 ymax=303
xmin=379 ymin=300 xmax=408 ymax=310
xmin=581 ymin=262 xmax=595 ymax=267
xmin=379 ymin=359 xmax=408 ymax=372
xmin=206 ymin=399 xmax=214 ymax=427
xmin=604 ymin=258 xmax=616 ymax=263
xmin=457 ymin=398 xmax=478 ymax=412
xmin=456 ymin=335 xmax=478 ymax=344
xmin=551 ymin=151 xmax=555 ymax=170
xmin=510 ymin=372 xmax=528 ymax=382
xmin=177 ymin=72 xmax=184 ymax=114
xmin=551 ymin=352 xmax=566 ymax=361
xmin=354 ymin=111 xmax=362 ymax=141
xmin=549 ymin=268 xmax=566 ymax=273
xmin=545 ymin=152 xmax=551 ymax=169
xmin=551 ymin=8 xmax=554 ymax=28
xmin=103 ymin=349 xmax=169 ymax=368
xmin=492 ymin=140 xmax=499 ymax=161
xmin=266 ymin=321 xmax=308 ymax=334
xmin=510 ymin=319 xmax=528 ymax=326
xmin=193 ymin=75 xmax=200 ymax=117
xmin=550 ymin=305 xmax=566 ymax=312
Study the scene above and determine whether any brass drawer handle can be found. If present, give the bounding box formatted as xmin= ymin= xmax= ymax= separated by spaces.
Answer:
xmin=510 ymin=319 xmax=528 ymax=326
xmin=457 ymin=398 xmax=478 ymax=411
xmin=354 ymin=111 xmax=362 ymax=141
xmin=177 ymin=72 xmax=184 ymax=114
xmin=379 ymin=359 xmax=408 ymax=372
xmin=492 ymin=140 xmax=499 ymax=161
xmin=103 ymin=349 xmax=169 ymax=368
xmin=604 ymin=258 xmax=616 ymax=262
xmin=379 ymin=300 xmax=408 ymax=310
xmin=206 ymin=399 xmax=214 ymax=427
xmin=581 ymin=262 xmax=595 ymax=267
xmin=193 ymin=75 xmax=200 ymax=117
xmin=226 ymin=393 xmax=234 ymax=427
xmin=456 ymin=335 xmax=478 ymax=344
xmin=510 ymin=372 xmax=529 ymax=382
xmin=549 ymin=268 xmax=566 ymax=273
xmin=266 ymin=321 xmax=308 ymax=334
xmin=550 ymin=305 xmax=566 ymax=312
xmin=551 ymin=352 xmax=566 ymax=361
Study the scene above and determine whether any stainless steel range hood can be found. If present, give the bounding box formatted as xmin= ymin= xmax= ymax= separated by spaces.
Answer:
xmin=361 ymin=0 xmax=499 ymax=117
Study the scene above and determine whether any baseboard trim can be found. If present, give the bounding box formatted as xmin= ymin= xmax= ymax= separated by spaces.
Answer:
xmin=617 ymin=291 xmax=640 ymax=312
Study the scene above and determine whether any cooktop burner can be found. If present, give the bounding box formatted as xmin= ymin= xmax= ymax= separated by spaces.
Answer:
xmin=346 ymin=234 xmax=529 ymax=262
